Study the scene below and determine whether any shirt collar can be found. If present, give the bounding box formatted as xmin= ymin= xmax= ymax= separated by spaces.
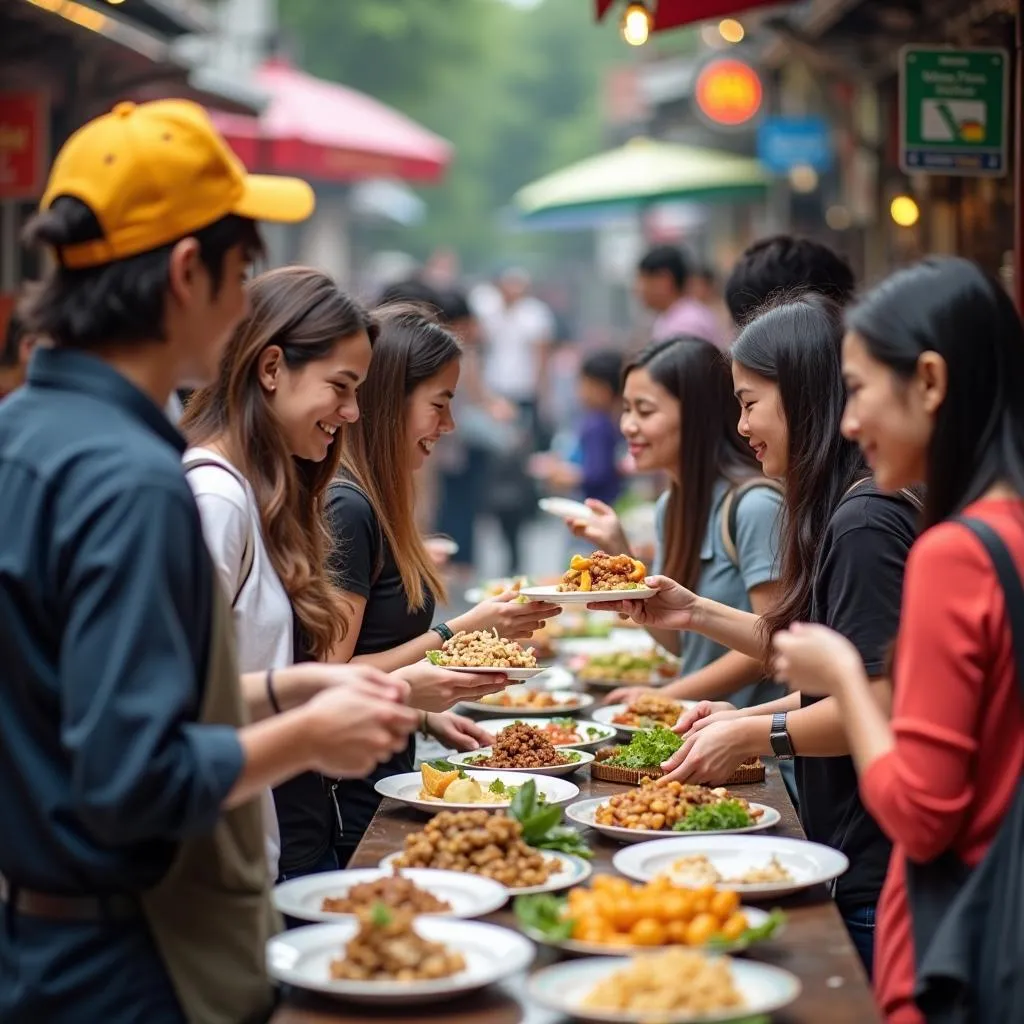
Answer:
xmin=701 ymin=478 xmax=732 ymax=560
xmin=28 ymin=348 xmax=187 ymax=454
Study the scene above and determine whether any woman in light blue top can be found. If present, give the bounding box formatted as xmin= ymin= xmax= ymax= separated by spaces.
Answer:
xmin=570 ymin=336 xmax=783 ymax=711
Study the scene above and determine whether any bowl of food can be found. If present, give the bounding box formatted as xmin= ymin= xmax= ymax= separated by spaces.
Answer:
xmin=514 ymin=873 xmax=784 ymax=955
xmin=426 ymin=629 xmax=543 ymax=681
xmin=565 ymin=780 xmax=781 ymax=843
xmin=521 ymin=552 xmax=657 ymax=605
xmin=381 ymin=808 xmax=591 ymax=895
xmin=481 ymin=718 xmax=617 ymax=753
xmin=447 ymin=722 xmax=595 ymax=777
xmin=593 ymin=694 xmax=695 ymax=733
xmin=267 ymin=907 xmax=534 ymax=1005
xmin=572 ymin=650 xmax=679 ymax=688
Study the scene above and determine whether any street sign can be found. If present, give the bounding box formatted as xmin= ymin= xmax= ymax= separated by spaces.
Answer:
xmin=899 ymin=47 xmax=1008 ymax=176
xmin=756 ymin=116 xmax=833 ymax=175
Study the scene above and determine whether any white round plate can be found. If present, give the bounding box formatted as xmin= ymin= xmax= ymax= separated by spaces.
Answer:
xmin=425 ymin=536 xmax=460 ymax=556
xmin=556 ymin=632 xmax=663 ymax=657
xmin=273 ymin=868 xmax=509 ymax=924
xmin=527 ymin=954 xmax=801 ymax=1023
xmin=440 ymin=664 xmax=546 ymax=682
xmin=373 ymin=770 xmax=580 ymax=812
xmin=613 ymin=834 xmax=850 ymax=899
xmin=267 ymin=917 xmax=533 ymax=1005
xmin=520 ymin=584 xmax=658 ymax=607
xmin=565 ymin=797 xmax=781 ymax=844
xmin=538 ymin=497 xmax=593 ymax=521
xmin=457 ymin=689 xmax=595 ymax=717
xmin=380 ymin=850 xmax=592 ymax=896
xmin=447 ymin=747 xmax=595 ymax=778
xmin=592 ymin=702 xmax=698 ymax=734
xmin=479 ymin=718 xmax=617 ymax=752
xmin=522 ymin=904 xmax=776 ymax=956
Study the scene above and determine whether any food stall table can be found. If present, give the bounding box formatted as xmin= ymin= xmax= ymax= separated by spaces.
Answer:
xmin=273 ymin=764 xmax=881 ymax=1024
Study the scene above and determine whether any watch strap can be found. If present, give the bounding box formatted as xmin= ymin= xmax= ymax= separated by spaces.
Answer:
xmin=431 ymin=622 xmax=454 ymax=643
xmin=769 ymin=711 xmax=795 ymax=759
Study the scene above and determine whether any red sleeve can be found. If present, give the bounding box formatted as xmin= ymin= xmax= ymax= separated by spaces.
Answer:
xmin=860 ymin=521 xmax=993 ymax=863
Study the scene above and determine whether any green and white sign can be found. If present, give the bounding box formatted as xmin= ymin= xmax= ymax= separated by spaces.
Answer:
xmin=900 ymin=47 xmax=1008 ymax=176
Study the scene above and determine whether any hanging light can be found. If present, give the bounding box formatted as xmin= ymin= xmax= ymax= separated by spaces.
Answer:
xmin=890 ymin=195 xmax=920 ymax=227
xmin=621 ymin=2 xmax=652 ymax=47
xmin=718 ymin=18 xmax=745 ymax=43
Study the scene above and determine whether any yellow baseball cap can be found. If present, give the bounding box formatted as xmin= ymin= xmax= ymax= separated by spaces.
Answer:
xmin=40 ymin=99 xmax=315 ymax=269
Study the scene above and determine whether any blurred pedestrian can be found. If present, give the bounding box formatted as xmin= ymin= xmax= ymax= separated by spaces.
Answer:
xmin=636 ymin=245 xmax=724 ymax=349
xmin=0 ymin=310 xmax=37 ymax=402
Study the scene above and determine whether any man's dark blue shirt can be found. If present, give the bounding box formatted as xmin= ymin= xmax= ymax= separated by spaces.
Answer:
xmin=0 ymin=348 xmax=243 ymax=895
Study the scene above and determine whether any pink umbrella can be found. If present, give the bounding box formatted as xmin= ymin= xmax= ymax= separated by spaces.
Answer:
xmin=212 ymin=58 xmax=452 ymax=184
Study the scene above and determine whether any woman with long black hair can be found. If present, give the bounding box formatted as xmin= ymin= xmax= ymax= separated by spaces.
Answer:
xmin=594 ymin=295 xmax=920 ymax=972
xmin=773 ymin=258 xmax=1024 ymax=1023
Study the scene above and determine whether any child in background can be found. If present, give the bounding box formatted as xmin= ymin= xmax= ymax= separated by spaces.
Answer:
xmin=530 ymin=348 xmax=624 ymax=510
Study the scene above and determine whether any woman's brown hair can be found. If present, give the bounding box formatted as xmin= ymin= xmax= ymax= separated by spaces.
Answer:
xmin=625 ymin=336 xmax=761 ymax=592
xmin=339 ymin=304 xmax=461 ymax=611
xmin=182 ymin=266 xmax=377 ymax=658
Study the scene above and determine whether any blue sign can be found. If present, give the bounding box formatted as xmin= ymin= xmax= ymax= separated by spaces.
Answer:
xmin=757 ymin=116 xmax=833 ymax=175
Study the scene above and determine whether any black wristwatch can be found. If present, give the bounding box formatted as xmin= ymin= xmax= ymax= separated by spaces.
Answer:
xmin=431 ymin=622 xmax=454 ymax=643
xmin=769 ymin=712 xmax=795 ymax=760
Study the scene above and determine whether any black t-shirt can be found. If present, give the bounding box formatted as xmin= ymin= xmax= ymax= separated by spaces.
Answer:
xmin=326 ymin=481 xmax=434 ymax=853
xmin=796 ymin=483 xmax=918 ymax=913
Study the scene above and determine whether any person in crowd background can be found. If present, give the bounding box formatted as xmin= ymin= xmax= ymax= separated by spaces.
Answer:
xmin=0 ymin=310 xmax=37 ymax=402
xmin=327 ymin=304 xmax=560 ymax=866
xmin=773 ymin=258 xmax=1024 ymax=1023
xmin=636 ymin=245 xmax=725 ymax=349
xmin=724 ymin=235 xmax=857 ymax=327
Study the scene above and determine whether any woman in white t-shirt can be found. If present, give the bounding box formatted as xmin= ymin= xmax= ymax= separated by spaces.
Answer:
xmin=182 ymin=267 xmax=502 ymax=880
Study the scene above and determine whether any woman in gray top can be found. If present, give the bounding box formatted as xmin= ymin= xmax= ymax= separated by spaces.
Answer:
xmin=570 ymin=336 xmax=784 ymax=710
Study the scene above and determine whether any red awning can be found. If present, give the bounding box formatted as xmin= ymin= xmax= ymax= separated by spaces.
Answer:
xmin=596 ymin=0 xmax=784 ymax=31
xmin=211 ymin=58 xmax=452 ymax=184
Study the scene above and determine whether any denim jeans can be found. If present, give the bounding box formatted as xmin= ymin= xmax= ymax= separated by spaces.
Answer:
xmin=842 ymin=903 xmax=876 ymax=978
xmin=277 ymin=847 xmax=340 ymax=930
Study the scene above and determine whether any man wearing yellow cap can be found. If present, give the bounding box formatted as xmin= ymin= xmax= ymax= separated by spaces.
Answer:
xmin=0 ymin=100 xmax=420 ymax=1023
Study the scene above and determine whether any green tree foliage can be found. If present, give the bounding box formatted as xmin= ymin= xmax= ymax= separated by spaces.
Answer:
xmin=278 ymin=0 xmax=629 ymax=266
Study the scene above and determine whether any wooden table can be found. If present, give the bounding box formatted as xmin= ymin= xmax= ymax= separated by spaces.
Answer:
xmin=273 ymin=762 xmax=880 ymax=1024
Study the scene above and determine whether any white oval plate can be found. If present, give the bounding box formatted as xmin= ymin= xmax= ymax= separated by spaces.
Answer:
xmin=380 ymin=849 xmax=592 ymax=896
xmin=521 ymin=584 xmax=658 ymax=606
xmin=479 ymin=718 xmax=617 ymax=752
xmin=267 ymin=917 xmax=534 ymax=1005
xmin=592 ymin=702 xmax=698 ymax=733
xmin=447 ymin=747 xmax=595 ymax=778
xmin=522 ymin=904 xmax=776 ymax=956
xmin=565 ymin=797 xmax=782 ymax=844
xmin=374 ymin=770 xmax=580 ymax=812
xmin=457 ymin=689 xmax=595 ymax=717
xmin=273 ymin=868 xmax=509 ymax=924
xmin=527 ymin=954 xmax=801 ymax=1023
xmin=439 ymin=664 xmax=546 ymax=681
xmin=538 ymin=496 xmax=594 ymax=520
xmin=613 ymin=834 xmax=850 ymax=899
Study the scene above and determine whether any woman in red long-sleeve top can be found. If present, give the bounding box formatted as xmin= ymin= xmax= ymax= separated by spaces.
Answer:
xmin=772 ymin=257 xmax=1024 ymax=1023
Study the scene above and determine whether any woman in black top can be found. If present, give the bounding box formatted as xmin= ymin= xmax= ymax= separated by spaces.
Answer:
xmin=327 ymin=305 xmax=560 ymax=864
xmin=593 ymin=295 xmax=918 ymax=974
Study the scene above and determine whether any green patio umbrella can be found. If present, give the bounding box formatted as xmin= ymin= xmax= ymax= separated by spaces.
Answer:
xmin=514 ymin=137 xmax=769 ymax=220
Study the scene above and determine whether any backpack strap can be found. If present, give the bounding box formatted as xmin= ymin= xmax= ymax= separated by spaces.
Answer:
xmin=721 ymin=478 xmax=784 ymax=567
xmin=331 ymin=479 xmax=385 ymax=586
xmin=183 ymin=456 xmax=256 ymax=608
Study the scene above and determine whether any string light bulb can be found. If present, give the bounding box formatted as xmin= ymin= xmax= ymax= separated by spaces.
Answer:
xmin=621 ymin=2 xmax=652 ymax=47
xmin=890 ymin=195 xmax=920 ymax=227
xmin=719 ymin=19 xmax=745 ymax=43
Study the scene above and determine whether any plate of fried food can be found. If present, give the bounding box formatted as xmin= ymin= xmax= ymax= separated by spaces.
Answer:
xmin=381 ymin=807 xmax=592 ymax=896
xmin=267 ymin=907 xmax=534 ymax=1005
xmin=612 ymin=834 xmax=850 ymax=900
xmin=593 ymin=693 xmax=696 ymax=733
xmin=273 ymin=865 xmax=510 ymax=924
xmin=527 ymin=946 xmax=800 ymax=1023
xmin=521 ymin=553 xmax=657 ymax=606
xmin=514 ymin=873 xmax=784 ymax=956
xmin=458 ymin=686 xmax=595 ymax=717
xmin=480 ymin=717 xmax=617 ymax=752
xmin=565 ymin=780 xmax=781 ymax=844
xmin=447 ymin=722 xmax=596 ymax=778
xmin=374 ymin=764 xmax=580 ymax=812
xmin=571 ymin=649 xmax=679 ymax=689
xmin=426 ymin=629 xmax=543 ymax=681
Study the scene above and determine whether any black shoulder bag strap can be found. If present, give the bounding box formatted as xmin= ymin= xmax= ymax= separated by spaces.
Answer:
xmin=332 ymin=479 xmax=385 ymax=586
xmin=906 ymin=516 xmax=1024 ymax=1003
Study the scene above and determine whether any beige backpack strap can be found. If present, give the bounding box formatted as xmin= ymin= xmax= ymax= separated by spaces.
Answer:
xmin=721 ymin=478 xmax=785 ymax=567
